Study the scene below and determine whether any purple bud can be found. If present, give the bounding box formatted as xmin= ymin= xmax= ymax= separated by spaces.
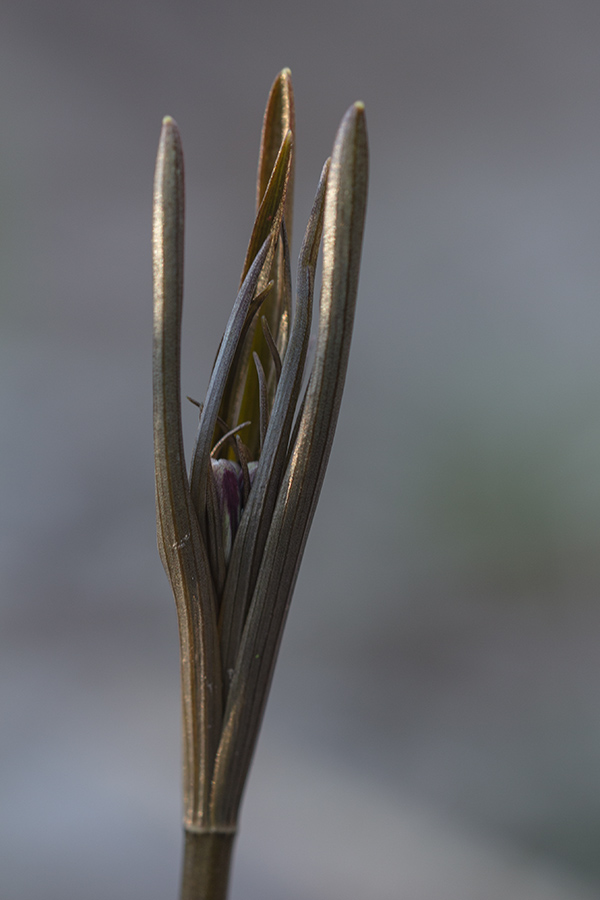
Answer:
xmin=211 ymin=459 xmax=257 ymax=563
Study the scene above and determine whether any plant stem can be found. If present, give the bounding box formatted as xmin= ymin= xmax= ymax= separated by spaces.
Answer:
xmin=180 ymin=830 xmax=236 ymax=900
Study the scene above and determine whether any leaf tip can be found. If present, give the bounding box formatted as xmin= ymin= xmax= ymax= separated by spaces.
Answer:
xmin=160 ymin=116 xmax=181 ymax=139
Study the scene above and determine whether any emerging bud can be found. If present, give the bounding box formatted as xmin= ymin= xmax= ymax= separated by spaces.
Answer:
xmin=153 ymin=70 xmax=368 ymax=851
xmin=210 ymin=459 xmax=257 ymax=565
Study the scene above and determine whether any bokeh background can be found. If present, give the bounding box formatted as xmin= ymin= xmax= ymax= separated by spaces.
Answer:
xmin=2 ymin=1 xmax=600 ymax=897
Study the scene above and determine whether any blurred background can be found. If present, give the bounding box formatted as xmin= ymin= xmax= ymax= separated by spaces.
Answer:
xmin=2 ymin=1 xmax=600 ymax=897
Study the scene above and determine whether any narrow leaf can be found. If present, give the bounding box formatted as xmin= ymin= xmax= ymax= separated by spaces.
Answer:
xmin=261 ymin=316 xmax=282 ymax=382
xmin=216 ymin=161 xmax=328 ymax=702
xmin=189 ymin=234 xmax=273 ymax=533
xmin=253 ymin=351 xmax=268 ymax=452
xmin=218 ymin=132 xmax=293 ymax=451
xmin=254 ymin=68 xmax=296 ymax=378
xmin=210 ymin=105 xmax=368 ymax=827
xmin=257 ymin=68 xmax=295 ymax=242
xmin=152 ymin=117 xmax=222 ymax=827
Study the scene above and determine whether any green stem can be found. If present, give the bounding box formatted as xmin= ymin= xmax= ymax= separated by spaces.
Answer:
xmin=180 ymin=830 xmax=236 ymax=900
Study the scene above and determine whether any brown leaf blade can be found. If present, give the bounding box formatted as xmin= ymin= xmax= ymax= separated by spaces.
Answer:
xmin=152 ymin=117 xmax=222 ymax=827
xmin=257 ymin=68 xmax=295 ymax=240
xmin=218 ymin=131 xmax=293 ymax=456
xmin=217 ymin=159 xmax=330 ymax=701
xmin=210 ymin=103 xmax=369 ymax=827
xmin=189 ymin=234 xmax=273 ymax=533
xmin=254 ymin=68 xmax=296 ymax=388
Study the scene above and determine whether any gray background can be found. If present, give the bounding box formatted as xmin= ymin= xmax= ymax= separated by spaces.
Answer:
xmin=2 ymin=1 xmax=600 ymax=897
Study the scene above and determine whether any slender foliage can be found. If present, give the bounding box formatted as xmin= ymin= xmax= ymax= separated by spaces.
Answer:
xmin=153 ymin=71 xmax=368 ymax=898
